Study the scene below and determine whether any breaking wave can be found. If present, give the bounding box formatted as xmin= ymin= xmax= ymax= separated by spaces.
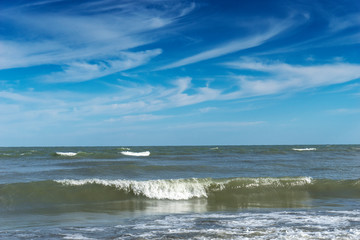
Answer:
xmin=2 ymin=177 xmax=360 ymax=211
xmin=292 ymin=148 xmax=317 ymax=151
xmin=118 ymin=147 xmax=131 ymax=150
xmin=55 ymin=152 xmax=78 ymax=157
xmin=120 ymin=151 xmax=150 ymax=157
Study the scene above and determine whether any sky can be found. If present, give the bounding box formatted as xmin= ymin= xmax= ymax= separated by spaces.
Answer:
xmin=0 ymin=0 xmax=359 ymax=146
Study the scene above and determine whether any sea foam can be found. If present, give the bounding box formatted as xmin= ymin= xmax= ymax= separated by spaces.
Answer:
xmin=126 ymin=211 xmax=360 ymax=240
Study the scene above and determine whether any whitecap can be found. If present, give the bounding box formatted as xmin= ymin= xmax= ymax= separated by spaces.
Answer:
xmin=55 ymin=176 xmax=313 ymax=200
xmin=55 ymin=178 xmax=210 ymax=200
xmin=121 ymin=151 xmax=150 ymax=157
xmin=119 ymin=147 xmax=131 ymax=150
xmin=292 ymin=148 xmax=317 ymax=151
xmin=0 ymin=153 xmax=11 ymax=156
xmin=56 ymin=152 xmax=78 ymax=157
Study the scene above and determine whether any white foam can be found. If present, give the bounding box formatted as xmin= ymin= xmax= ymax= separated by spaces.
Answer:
xmin=121 ymin=151 xmax=150 ymax=157
xmin=63 ymin=233 xmax=94 ymax=240
xmin=55 ymin=177 xmax=313 ymax=200
xmin=292 ymin=148 xmax=317 ymax=151
xmin=237 ymin=177 xmax=313 ymax=188
xmin=56 ymin=178 xmax=210 ymax=200
xmin=115 ymin=210 xmax=360 ymax=239
xmin=56 ymin=152 xmax=78 ymax=157
xmin=119 ymin=147 xmax=131 ymax=150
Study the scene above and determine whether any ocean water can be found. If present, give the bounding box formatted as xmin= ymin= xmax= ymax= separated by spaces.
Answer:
xmin=1 ymin=145 xmax=360 ymax=239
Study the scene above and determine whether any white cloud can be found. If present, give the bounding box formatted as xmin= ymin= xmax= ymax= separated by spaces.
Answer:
xmin=159 ymin=17 xmax=296 ymax=70
xmin=2 ymin=58 xmax=359 ymax=127
xmin=179 ymin=2 xmax=196 ymax=17
xmin=0 ymin=77 xmax=220 ymax=129
xmin=0 ymin=40 xmax=69 ymax=70
xmin=107 ymin=114 xmax=172 ymax=123
xmin=328 ymin=14 xmax=360 ymax=32
xmin=248 ymin=10 xmax=360 ymax=57
xmin=199 ymin=107 xmax=217 ymax=113
xmin=76 ymin=77 xmax=223 ymax=116
xmin=173 ymin=77 xmax=192 ymax=93
xmin=327 ymin=108 xmax=360 ymax=115
xmin=224 ymin=59 xmax=360 ymax=97
xmin=43 ymin=49 xmax=162 ymax=83
xmin=18 ymin=0 xmax=65 ymax=8
xmin=167 ymin=78 xmax=222 ymax=107
xmin=0 ymin=91 xmax=44 ymax=103
xmin=0 ymin=1 xmax=193 ymax=72
xmin=167 ymin=121 xmax=265 ymax=129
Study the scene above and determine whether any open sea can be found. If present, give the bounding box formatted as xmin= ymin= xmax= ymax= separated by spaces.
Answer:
xmin=1 ymin=145 xmax=360 ymax=239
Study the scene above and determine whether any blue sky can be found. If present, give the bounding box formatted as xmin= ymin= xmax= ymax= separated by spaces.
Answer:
xmin=0 ymin=0 xmax=359 ymax=146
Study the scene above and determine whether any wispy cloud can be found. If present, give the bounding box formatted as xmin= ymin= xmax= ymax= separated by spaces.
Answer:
xmin=42 ymin=49 xmax=162 ymax=83
xmin=199 ymin=107 xmax=217 ymax=113
xmin=0 ymin=75 xmax=221 ymax=130
xmin=253 ymin=10 xmax=360 ymax=56
xmin=224 ymin=59 xmax=360 ymax=97
xmin=159 ymin=16 xmax=298 ymax=70
xmin=0 ymin=0 xmax=194 ymax=81
xmin=78 ymin=77 xmax=223 ymax=116
xmin=328 ymin=14 xmax=360 ymax=33
xmin=2 ymin=57 xmax=360 ymax=127
xmin=167 ymin=121 xmax=265 ymax=129
xmin=0 ymin=91 xmax=40 ymax=103
xmin=327 ymin=108 xmax=360 ymax=115
xmin=107 ymin=114 xmax=172 ymax=123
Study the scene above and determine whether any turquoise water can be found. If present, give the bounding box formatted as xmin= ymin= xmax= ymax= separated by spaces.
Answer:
xmin=1 ymin=145 xmax=360 ymax=239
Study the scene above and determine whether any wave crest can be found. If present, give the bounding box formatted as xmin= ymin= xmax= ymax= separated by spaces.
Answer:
xmin=55 ymin=152 xmax=78 ymax=156
xmin=120 ymin=151 xmax=150 ymax=157
xmin=5 ymin=177 xmax=360 ymax=211
xmin=56 ymin=178 xmax=209 ymax=200
xmin=55 ymin=177 xmax=312 ymax=200
xmin=292 ymin=148 xmax=317 ymax=151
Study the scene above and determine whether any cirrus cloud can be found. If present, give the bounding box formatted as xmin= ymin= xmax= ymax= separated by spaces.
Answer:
xmin=224 ymin=59 xmax=360 ymax=98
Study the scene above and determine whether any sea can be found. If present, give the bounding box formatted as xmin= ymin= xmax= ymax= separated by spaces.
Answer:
xmin=1 ymin=145 xmax=360 ymax=239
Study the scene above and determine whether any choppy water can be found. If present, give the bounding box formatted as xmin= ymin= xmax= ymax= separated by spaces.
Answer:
xmin=1 ymin=145 xmax=360 ymax=239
